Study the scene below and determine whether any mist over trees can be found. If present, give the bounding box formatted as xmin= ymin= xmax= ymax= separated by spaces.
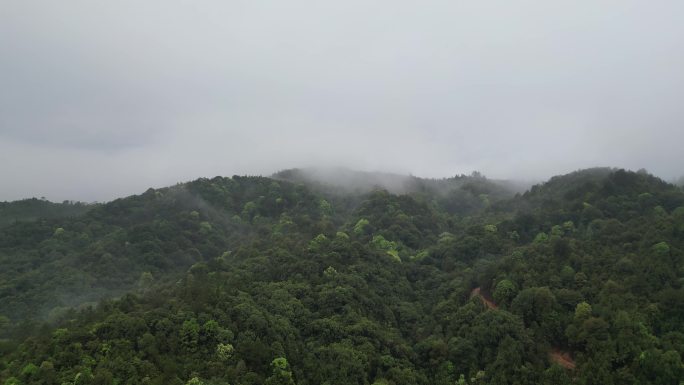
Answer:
xmin=674 ymin=176 xmax=684 ymax=188
xmin=0 ymin=168 xmax=683 ymax=385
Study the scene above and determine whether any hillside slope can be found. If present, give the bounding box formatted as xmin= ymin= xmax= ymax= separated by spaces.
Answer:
xmin=1 ymin=169 xmax=683 ymax=385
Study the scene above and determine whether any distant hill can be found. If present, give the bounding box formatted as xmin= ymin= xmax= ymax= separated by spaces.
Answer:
xmin=0 ymin=198 xmax=93 ymax=228
xmin=273 ymin=167 xmax=530 ymax=216
xmin=273 ymin=167 xmax=422 ymax=195
xmin=273 ymin=167 xmax=530 ymax=195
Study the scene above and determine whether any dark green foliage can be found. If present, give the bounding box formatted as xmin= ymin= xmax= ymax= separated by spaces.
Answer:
xmin=0 ymin=198 xmax=93 ymax=228
xmin=1 ymin=168 xmax=683 ymax=384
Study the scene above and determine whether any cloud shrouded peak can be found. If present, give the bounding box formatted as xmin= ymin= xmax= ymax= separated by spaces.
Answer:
xmin=1 ymin=0 xmax=683 ymax=201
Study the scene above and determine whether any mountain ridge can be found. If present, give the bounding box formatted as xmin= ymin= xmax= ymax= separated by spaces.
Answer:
xmin=1 ymin=167 xmax=683 ymax=384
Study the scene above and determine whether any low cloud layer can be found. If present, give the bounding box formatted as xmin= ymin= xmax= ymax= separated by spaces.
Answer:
xmin=2 ymin=1 xmax=683 ymax=201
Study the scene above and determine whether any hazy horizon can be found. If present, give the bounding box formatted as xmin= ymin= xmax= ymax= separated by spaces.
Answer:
xmin=2 ymin=1 xmax=684 ymax=201
xmin=0 ymin=165 xmax=675 ymax=204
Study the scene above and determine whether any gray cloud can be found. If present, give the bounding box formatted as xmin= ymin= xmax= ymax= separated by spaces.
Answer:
xmin=1 ymin=0 xmax=683 ymax=201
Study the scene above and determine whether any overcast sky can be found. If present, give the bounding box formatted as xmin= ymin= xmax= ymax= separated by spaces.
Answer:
xmin=1 ymin=1 xmax=683 ymax=202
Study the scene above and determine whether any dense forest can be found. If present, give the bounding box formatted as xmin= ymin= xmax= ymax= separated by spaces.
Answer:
xmin=0 ymin=168 xmax=683 ymax=385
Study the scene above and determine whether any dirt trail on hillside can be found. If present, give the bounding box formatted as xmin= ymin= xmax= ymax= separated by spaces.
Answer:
xmin=470 ymin=287 xmax=576 ymax=370
xmin=549 ymin=349 xmax=576 ymax=369
xmin=470 ymin=287 xmax=498 ymax=310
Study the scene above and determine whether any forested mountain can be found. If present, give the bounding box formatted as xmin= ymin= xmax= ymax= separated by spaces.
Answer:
xmin=1 ymin=168 xmax=683 ymax=385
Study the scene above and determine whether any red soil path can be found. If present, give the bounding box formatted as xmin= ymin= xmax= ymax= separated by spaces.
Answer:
xmin=469 ymin=287 xmax=498 ymax=310
xmin=549 ymin=349 xmax=576 ymax=369
xmin=469 ymin=287 xmax=576 ymax=370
